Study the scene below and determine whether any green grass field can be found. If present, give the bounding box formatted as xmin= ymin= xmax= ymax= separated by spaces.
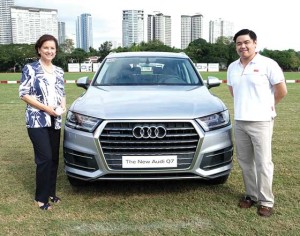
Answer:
xmin=1 ymin=71 xmax=300 ymax=82
xmin=0 ymin=72 xmax=95 ymax=81
xmin=0 ymin=76 xmax=299 ymax=235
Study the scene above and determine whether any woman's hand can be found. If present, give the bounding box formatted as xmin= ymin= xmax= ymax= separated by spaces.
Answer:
xmin=54 ymin=106 xmax=66 ymax=116
xmin=45 ymin=106 xmax=58 ymax=116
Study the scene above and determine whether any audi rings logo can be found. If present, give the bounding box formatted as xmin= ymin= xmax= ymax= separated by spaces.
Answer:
xmin=132 ymin=125 xmax=167 ymax=139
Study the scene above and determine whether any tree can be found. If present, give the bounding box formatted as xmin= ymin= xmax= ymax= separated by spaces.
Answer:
xmin=261 ymin=49 xmax=300 ymax=71
xmin=215 ymin=36 xmax=232 ymax=45
xmin=0 ymin=44 xmax=35 ymax=72
xmin=98 ymin=41 xmax=113 ymax=61
xmin=53 ymin=51 xmax=68 ymax=71
xmin=0 ymin=41 xmax=299 ymax=72
xmin=69 ymin=48 xmax=88 ymax=63
xmin=59 ymin=39 xmax=75 ymax=54
xmin=135 ymin=40 xmax=178 ymax=52
xmin=184 ymin=38 xmax=209 ymax=62
xmin=88 ymin=47 xmax=98 ymax=56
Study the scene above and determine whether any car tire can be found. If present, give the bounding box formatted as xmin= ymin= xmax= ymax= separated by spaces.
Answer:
xmin=206 ymin=174 xmax=230 ymax=185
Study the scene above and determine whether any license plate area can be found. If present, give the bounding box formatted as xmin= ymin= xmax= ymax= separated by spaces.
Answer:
xmin=122 ymin=155 xmax=177 ymax=168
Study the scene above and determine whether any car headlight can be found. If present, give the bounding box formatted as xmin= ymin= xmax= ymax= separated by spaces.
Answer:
xmin=65 ymin=111 xmax=102 ymax=132
xmin=196 ymin=110 xmax=230 ymax=131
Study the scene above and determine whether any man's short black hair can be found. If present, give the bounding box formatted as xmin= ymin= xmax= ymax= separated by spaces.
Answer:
xmin=233 ymin=29 xmax=257 ymax=42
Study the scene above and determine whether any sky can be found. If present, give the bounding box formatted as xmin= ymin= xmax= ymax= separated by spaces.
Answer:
xmin=15 ymin=0 xmax=299 ymax=51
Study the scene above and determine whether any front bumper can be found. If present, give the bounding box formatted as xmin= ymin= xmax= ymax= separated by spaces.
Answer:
xmin=63 ymin=120 xmax=233 ymax=181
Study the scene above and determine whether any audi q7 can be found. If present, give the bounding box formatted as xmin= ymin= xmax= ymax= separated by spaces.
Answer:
xmin=63 ymin=52 xmax=233 ymax=186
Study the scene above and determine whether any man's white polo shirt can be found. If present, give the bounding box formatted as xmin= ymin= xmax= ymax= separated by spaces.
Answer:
xmin=227 ymin=53 xmax=285 ymax=121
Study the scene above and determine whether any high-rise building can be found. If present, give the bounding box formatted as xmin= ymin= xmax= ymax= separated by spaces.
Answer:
xmin=181 ymin=15 xmax=192 ymax=50
xmin=0 ymin=0 xmax=14 ymax=44
xmin=76 ymin=13 xmax=93 ymax=52
xmin=209 ymin=19 xmax=234 ymax=43
xmin=10 ymin=6 xmax=58 ymax=44
xmin=181 ymin=14 xmax=203 ymax=49
xmin=191 ymin=14 xmax=203 ymax=43
xmin=122 ymin=10 xmax=144 ymax=48
xmin=147 ymin=12 xmax=171 ymax=47
xmin=58 ymin=21 xmax=66 ymax=45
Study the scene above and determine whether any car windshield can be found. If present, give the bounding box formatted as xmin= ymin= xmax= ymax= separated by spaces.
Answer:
xmin=93 ymin=56 xmax=203 ymax=86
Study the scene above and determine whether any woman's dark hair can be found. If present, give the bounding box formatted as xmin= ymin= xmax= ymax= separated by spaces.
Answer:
xmin=35 ymin=34 xmax=59 ymax=57
xmin=233 ymin=29 xmax=257 ymax=42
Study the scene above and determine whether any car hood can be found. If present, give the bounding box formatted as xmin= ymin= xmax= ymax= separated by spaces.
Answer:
xmin=70 ymin=85 xmax=226 ymax=119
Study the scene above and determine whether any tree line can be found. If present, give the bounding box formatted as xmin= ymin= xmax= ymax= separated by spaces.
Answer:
xmin=0 ymin=37 xmax=299 ymax=72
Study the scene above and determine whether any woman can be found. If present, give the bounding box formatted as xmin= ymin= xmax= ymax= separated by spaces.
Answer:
xmin=19 ymin=34 xmax=66 ymax=210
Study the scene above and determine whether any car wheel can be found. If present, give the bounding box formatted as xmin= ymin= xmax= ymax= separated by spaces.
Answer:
xmin=206 ymin=174 xmax=230 ymax=185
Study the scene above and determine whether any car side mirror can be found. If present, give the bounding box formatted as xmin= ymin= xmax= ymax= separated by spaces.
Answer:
xmin=76 ymin=76 xmax=90 ymax=90
xmin=206 ymin=76 xmax=221 ymax=89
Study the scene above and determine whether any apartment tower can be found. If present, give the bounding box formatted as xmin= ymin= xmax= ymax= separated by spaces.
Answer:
xmin=209 ymin=18 xmax=234 ymax=43
xmin=147 ymin=12 xmax=171 ymax=47
xmin=181 ymin=14 xmax=203 ymax=49
xmin=122 ymin=10 xmax=144 ymax=47
xmin=10 ymin=6 xmax=58 ymax=44
xmin=58 ymin=21 xmax=66 ymax=45
xmin=76 ymin=13 xmax=93 ymax=52
xmin=0 ymin=0 xmax=14 ymax=44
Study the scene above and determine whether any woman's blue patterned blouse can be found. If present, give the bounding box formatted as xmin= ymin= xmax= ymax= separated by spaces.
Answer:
xmin=19 ymin=61 xmax=65 ymax=129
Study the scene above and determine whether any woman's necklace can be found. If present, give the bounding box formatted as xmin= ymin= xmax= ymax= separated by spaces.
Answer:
xmin=40 ymin=61 xmax=54 ymax=75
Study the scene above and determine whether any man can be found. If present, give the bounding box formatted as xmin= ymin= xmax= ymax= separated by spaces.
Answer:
xmin=227 ymin=29 xmax=287 ymax=217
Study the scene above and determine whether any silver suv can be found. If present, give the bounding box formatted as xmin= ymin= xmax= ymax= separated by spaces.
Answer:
xmin=63 ymin=52 xmax=233 ymax=186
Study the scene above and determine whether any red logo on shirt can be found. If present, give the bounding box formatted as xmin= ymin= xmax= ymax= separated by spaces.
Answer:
xmin=254 ymin=69 xmax=259 ymax=72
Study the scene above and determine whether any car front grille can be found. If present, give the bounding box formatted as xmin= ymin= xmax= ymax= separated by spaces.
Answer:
xmin=99 ymin=122 xmax=200 ymax=170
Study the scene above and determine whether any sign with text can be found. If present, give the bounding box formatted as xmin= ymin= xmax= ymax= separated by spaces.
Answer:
xmin=122 ymin=155 xmax=177 ymax=168
xmin=68 ymin=63 xmax=80 ymax=72
xmin=208 ymin=63 xmax=219 ymax=72
xmin=195 ymin=63 xmax=208 ymax=72
xmin=80 ymin=63 xmax=92 ymax=72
